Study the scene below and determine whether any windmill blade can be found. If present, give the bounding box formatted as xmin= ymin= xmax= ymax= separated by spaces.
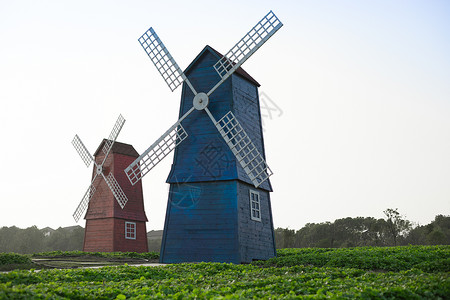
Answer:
xmin=205 ymin=108 xmax=272 ymax=188
xmin=102 ymin=114 xmax=126 ymax=156
xmin=139 ymin=27 xmax=197 ymax=95
xmin=125 ymin=121 xmax=189 ymax=186
xmin=208 ymin=11 xmax=283 ymax=96
xmin=72 ymin=135 xmax=94 ymax=167
xmin=104 ymin=173 xmax=128 ymax=209
xmin=125 ymin=108 xmax=194 ymax=185
xmin=73 ymin=183 xmax=97 ymax=222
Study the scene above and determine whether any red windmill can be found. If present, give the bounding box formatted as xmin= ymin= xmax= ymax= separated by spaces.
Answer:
xmin=72 ymin=115 xmax=148 ymax=252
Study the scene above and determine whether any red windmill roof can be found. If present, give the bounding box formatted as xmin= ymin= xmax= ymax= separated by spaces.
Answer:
xmin=93 ymin=139 xmax=139 ymax=158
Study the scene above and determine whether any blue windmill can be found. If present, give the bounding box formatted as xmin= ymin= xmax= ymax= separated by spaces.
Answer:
xmin=126 ymin=11 xmax=283 ymax=263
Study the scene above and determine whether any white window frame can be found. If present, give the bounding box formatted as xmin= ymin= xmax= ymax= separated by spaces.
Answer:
xmin=125 ymin=222 xmax=136 ymax=240
xmin=249 ymin=189 xmax=262 ymax=222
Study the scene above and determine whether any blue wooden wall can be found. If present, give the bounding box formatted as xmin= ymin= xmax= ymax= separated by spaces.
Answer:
xmin=160 ymin=180 xmax=276 ymax=263
xmin=160 ymin=181 xmax=240 ymax=263
xmin=161 ymin=46 xmax=275 ymax=263
xmin=237 ymin=181 xmax=276 ymax=262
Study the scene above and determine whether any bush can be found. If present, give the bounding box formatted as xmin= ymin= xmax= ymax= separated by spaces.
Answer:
xmin=253 ymin=245 xmax=450 ymax=272
xmin=0 ymin=253 xmax=31 ymax=266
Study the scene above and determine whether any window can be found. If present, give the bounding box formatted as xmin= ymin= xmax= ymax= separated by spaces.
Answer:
xmin=249 ymin=190 xmax=261 ymax=222
xmin=125 ymin=222 xmax=136 ymax=239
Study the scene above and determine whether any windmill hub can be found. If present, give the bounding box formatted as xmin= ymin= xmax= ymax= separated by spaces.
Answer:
xmin=193 ymin=92 xmax=209 ymax=110
xmin=96 ymin=165 xmax=103 ymax=175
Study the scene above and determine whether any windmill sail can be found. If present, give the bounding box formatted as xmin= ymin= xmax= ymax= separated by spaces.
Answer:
xmin=73 ymin=184 xmax=96 ymax=222
xmin=102 ymin=114 xmax=125 ymax=155
xmin=139 ymin=27 xmax=197 ymax=95
xmin=125 ymin=120 xmax=189 ymax=186
xmin=212 ymin=111 xmax=272 ymax=188
xmin=72 ymin=135 xmax=94 ymax=167
xmin=72 ymin=115 xmax=129 ymax=222
xmin=208 ymin=10 xmax=283 ymax=96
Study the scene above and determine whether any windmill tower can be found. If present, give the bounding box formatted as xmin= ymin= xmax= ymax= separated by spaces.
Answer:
xmin=126 ymin=11 xmax=282 ymax=263
xmin=72 ymin=115 xmax=148 ymax=253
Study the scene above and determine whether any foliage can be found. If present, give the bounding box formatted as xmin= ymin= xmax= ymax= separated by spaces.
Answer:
xmin=0 ymin=253 xmax=33 ymax=271
xmin=0 ymin=226 xmax=84 ymax=254
xmin=384 ymin=208 xmax=412 ymax=246
xmin=148 ymin=238 xmax=162 ymax=252
xmin=275 ymin=212 xmax=450 ymax=249
xmin=0 ymin=253 xmax=31 ymax=266
xmin=406 ymin=214 xmax=450 ymax=245
xmin=0 ymin=258 xmax=448 ymax=298
xmin=254 ymin=245 xmax=450 ymax=272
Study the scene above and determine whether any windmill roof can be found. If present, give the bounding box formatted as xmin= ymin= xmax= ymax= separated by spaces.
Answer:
xmin=184 ymin=45 xmax=260 ymax=87
xmin=93 ymin=139 xmax=139 ymax=158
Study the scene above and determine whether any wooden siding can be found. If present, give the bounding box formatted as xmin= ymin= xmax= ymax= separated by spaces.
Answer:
xmin=113 ymin=218 xmax=148 ymax=253
xmin=83 ymin=218 xmax=114 ymax=252
xmin=237 ymin=181 xmax=276 ymax=262
xmin=84 ymin=218 xmax=148 ymax=253
xmin=113 ymin=153 xmax=147 ymax=222
xmin=232 ymin=75 xmax=272 ymax=191
xmin=160 ymin=181 xmax=240 ymax=263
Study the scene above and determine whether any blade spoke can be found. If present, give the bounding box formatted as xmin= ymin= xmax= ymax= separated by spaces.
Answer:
xmin=102 ymin=114 xmax=125 ymax=155
xmin=139 ymin=27 xmax=197 ymax=94
xmin=72 ymin=135 xmax=94 ymax=167
xmin=73 ymin=184 xmax=96 ymax=222
xmin=209 ymin=11 xmax=282 ymax=96
xmin=104 ymin=173 xmax=128 ymax=209
xmin=211 ymin=110 xmax=272 ymax=188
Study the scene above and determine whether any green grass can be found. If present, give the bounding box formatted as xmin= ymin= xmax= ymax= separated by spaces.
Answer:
xmin=1 ymin=246 xmax=449 ymax=299
xmin=253 ymin=245 xmax=450 ymax=272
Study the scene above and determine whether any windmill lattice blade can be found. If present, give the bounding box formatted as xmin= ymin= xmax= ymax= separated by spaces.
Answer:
xmin=104 ymin=173 xmax=128 ymax=209
xmin=73 ymin=184 xmax=96 ymax=222
xmin=72 ymin=135 xmax=94 ymax=167
xmin=102 ymin=114 xmax=125 ymax=155
xmin=125 ymin=123 xmax=188 ymax=185
xmin=213 ymin=11 xmax=282 ymax=80
xmin=139 ymin=27 xmax=185 ymax=92
xmin=215 ymin=111 xmax=272 ymax=188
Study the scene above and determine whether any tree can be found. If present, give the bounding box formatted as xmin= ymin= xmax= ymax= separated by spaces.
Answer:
xmin=383 ymin=208 xmax=412 ymax=246
xmin=407 ymin=215 xmax=450 ymax=245
xmin=274 ymin=228 xmax=295 ymax=248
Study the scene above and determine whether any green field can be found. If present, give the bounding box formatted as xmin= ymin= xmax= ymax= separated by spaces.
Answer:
xmin=1 ymin=246 xmax=449 ymax=299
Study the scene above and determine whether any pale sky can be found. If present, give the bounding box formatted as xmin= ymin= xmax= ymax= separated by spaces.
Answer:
xmin=1 ymin=0 xmax=449 ymax=231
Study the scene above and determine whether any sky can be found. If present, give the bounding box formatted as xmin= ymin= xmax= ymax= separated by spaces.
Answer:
xmin=1 ymin=0 xmax=449 ymax=231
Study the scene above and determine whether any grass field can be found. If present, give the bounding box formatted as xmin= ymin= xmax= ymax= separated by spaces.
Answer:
xmin=1 ymin=246 xmax=449 ymax=299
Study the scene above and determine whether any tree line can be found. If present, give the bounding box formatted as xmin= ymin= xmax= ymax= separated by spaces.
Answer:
xmin=0 ymin=226 xmax=85 ymax=254
xmin=275 ymin=209 xmax=450 ymax=248
xmin=1 ymin=209 xmax=448 ymax=253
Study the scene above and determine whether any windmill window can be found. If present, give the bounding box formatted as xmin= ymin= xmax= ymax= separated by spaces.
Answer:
xmin=249 ymin=190 xmax=261 ymax=222
xmin=125 ymin=222 xmax=136 ymax=240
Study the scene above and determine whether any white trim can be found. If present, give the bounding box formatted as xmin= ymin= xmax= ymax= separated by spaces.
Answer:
xmin=125 ymin=221 xmax=136 ymax=240
xmin=249 ymin=189 xmax=262 ymax=222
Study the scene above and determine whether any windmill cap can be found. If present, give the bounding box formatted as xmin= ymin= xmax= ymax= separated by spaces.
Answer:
xmin=93 ymin=139 xmax=140 ymax=158
xmin=184 ymin=45 xmax=261 ymax=87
